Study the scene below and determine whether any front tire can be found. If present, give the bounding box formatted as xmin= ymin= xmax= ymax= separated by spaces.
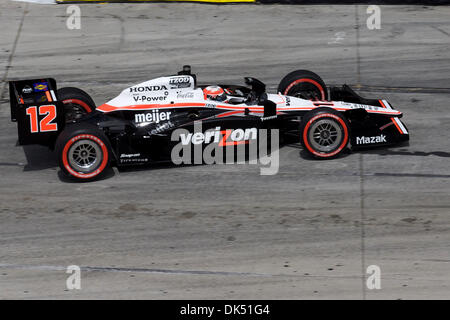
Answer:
xmin=300 ymin=108 xmax=350 ymax=159
xmin=278 ymin=69 xmax=328 ymax=101
xmin=56 ymin=125 xmax=111 ymax=181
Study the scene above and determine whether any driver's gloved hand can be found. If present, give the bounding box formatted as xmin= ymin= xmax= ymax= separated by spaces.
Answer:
xmin=245 ymin=92 xmax=257 ymax=105
xmin=258 ymin=93 xmax=268 ymax=104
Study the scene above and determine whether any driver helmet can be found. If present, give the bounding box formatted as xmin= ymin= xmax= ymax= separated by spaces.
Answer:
xmin=203 ymin=86 xmax=227 ymax=102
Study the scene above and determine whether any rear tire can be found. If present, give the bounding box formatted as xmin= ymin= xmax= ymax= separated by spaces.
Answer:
xmin=300 ymin=108 xmax=349 ymax=159
xmin=278 ymin=70 xmax=328 ymax=101
xmin=57 ymin=87 xmax=96 ymax=123
xmin=56 ymin=125 xmax=111 ymax=181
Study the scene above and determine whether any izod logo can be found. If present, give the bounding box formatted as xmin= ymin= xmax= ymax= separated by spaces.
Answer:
xmin=170 ymin=77 xmax=190 ymax=84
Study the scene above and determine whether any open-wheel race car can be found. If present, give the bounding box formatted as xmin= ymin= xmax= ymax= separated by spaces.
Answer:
xmin=9 ymin=66 xmax=409 ymax=181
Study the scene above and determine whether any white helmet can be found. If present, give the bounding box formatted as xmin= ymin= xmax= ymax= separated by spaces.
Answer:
xmin=203 ymin=86 xmax=227 ymax=102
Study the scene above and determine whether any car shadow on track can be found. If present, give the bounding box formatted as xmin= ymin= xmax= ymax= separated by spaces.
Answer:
xmin=359 ymin=149 xmax=450 ymax=158
xmin=286 ymin=135 xmax=450 ymax=160
xmin=22 ymin=145 xmax=57 ymax=171
xmin=20 ymin=140 xmax=450 ymax=182
xmin=57 ymin=167 xmax=116 ymax=183
xmin=21 ymin=144 xmax=116 ymax=182
xmin=284 ymin=142 xmax=353 ymax=161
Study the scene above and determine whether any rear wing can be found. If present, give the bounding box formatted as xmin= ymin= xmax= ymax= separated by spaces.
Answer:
xmin=9 ymin=78 xmax=65 ymax=147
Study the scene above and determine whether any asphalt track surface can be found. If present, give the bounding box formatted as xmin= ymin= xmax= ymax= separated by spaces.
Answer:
xmin=0 ymin=2 xmax=449 ymax=299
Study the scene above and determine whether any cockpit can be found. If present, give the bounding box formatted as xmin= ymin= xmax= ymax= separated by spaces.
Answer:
xmin=178 ymin=65 xmax=268 ymax=106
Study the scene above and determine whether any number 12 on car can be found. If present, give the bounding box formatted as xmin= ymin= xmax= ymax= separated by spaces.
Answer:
xmin=25 ymin=105 xmax=58 ymax=133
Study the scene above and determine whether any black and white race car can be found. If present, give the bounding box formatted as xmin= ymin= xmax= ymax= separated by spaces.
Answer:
xmin=9 ymin=66 xmax=409 ymax=181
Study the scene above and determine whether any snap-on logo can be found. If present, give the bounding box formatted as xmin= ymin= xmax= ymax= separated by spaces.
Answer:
xmin=134 ymin=110 xmax=172 ymax=124
xmin=120 ymin=153 xmax=141 ymax=158
xmin=179 ymin=127 xmax=257 ymax=146
xmin=356 ymin=134 xmax=387 ymax=145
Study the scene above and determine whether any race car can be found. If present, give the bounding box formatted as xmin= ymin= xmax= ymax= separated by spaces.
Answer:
xmin=9 ymin=66 xmax=409 ymax=181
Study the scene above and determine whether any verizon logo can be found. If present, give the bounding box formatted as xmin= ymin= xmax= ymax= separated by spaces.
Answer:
xmin=171 ymin=122 xmax=280 ymax=176
xmin=179 ymin=127 xmax=257 ymax=146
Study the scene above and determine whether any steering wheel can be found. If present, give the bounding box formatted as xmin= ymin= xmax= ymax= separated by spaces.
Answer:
xmin=244 ymin=77 xmax=266 ymax=104
xmin=245 ymin=91 xmax=257 ymax=104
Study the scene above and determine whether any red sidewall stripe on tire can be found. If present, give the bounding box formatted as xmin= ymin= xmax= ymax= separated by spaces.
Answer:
xmin=303 ymin=113 xmax=349 ymax=158
xmin=62 ymin=99 xmax=92 ymax=113
xmin=62 ymin=134 xmax=108 ymax=179
xmin=283 ymin=78 xmax=326 ymax=100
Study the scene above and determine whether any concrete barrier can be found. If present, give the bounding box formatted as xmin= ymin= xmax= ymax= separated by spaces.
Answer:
xmin=257 ymin=0 xmax=450 ymax=4
xmin=55 ymin=0 xmax=256 ymax=3
xmin=55 ymin=0 xmax=450 ymax=3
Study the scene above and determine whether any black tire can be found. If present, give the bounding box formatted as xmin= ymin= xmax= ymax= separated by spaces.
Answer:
xmin=55 ymin=124 xmax=111 ymax=181
xmin=57 ymin=87 xmax=96 ymax=123
xmin=300 ymin=107 xmax=350 ymax=159
xmin=278 ymin=70 xmax=329 ymax=101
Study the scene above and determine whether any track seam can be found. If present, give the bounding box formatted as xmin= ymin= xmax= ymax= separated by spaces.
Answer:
xmin=354 ymin=4 xmax=361 ymax=86
xmin=1 ymin=81 xmax=449 ymax=94
xmin=355 ymin=4 xmax=366 ymax=300
xmin=0 ymin=4 xmax=28 ymax=101
xmin=0 ymin=263 xmax=367 ymax=280
xmin=359 ymin=152 xmax=367 ymax=300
